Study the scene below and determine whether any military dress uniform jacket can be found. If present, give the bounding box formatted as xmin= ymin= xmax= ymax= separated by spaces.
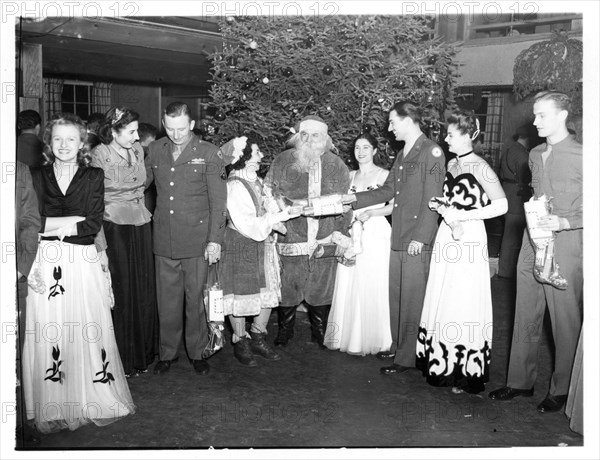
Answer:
xmin=145 ymin=134 xmax=227 ymax=259
xmin=354 ymin=134 xmax=445 ymax=251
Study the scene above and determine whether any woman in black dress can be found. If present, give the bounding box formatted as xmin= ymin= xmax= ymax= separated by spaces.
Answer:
xmin=24 ymin=113 xmax=134 ymax=433
xmin=91 ymin=107 xmax=157 ymax=377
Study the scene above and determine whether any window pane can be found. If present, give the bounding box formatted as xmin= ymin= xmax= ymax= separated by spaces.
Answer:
xmin=62 ymin=102 xmax=74 ymax=114
xmin=61 ymin=84 xmax=74 ymax=99
xmin=75 ymin=103 xmax=90 ymax=120
xmin=75 ymin=85 xmax=90 ymax=102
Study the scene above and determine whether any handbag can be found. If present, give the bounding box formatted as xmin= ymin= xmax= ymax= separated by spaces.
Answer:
xmin=202 ymin=264 xmax=225 ymax=359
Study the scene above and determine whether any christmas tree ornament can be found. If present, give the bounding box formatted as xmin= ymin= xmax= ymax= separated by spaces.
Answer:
xmin=282 ymin=67 xmax=293 ymax=77
xmin=305 ymin=35 xmax=315 ymax=47
xmin=205 ymin=123 xmax=216 ymax=135
xmin=214 ymin=111 xmax=226 ymax=122
xmin=241 ymin=82 xmax=252 ymax=90
xmin=242 ymin=94 xmax=247 ymax=101
xmin=249 ymin=40 xmax=258 ymax=49
xmin=262 ymin=77 xmax=270 ymax=84
xmin=322 ymin=65 xmax=333 ymax=75
xmin=326 ymin=106 xmax=331 ymax=111
xmin=254 ymin=76 xmax=261 ymax=83
xmin=358 ymin=34 xmax=365 ymax=41
xmin=226 ymin=56 xmax=238 ymax=68
xmin=380 ymin=98 xmax=393 ymax=111
xmin=428 ymin=55 xmax=437 ymax=65
xmin=226 ymin=16 xmax=235 ymax=23
xmin=358 ymin=65 xmax=367 ymax=73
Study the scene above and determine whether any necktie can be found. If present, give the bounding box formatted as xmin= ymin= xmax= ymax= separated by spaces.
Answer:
xmin=173 ymin=145 xmax=182 ymax=162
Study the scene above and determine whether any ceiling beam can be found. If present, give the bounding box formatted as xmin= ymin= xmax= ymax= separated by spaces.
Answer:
xmin=21 ymin=34 xmax=212 ymax=66
xmin=18 ymin=16 xmax=223 ymax=55
xmin=41 ymin=47 xmax=211 ymax=87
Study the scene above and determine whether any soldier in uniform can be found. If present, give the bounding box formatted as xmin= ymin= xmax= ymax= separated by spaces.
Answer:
xmin=495 ymin=125 xmax=533 ymax=279
xmin=145 ymin=102 xmax=227 ymax=375
xmin=343 ymin=101 xmax=445 ymax=374
xmin=489 ymin=91 xmax=583 ymax=413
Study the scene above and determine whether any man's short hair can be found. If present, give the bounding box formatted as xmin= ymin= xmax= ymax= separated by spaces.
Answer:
xmin=86 ymin=112 xmax=105 ymax=134
xmin=17 ymin=110 xmax=41 ymax=131
xmin=534 ymin=91 xmax=571 ymax=113
xmin=138 ymin=123 xmax=158 ymax=143
xmin=163 ymin=102 xmax=192 ymax=120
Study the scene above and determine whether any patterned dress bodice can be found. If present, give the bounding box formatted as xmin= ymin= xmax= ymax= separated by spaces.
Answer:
xmin=443 ymin=172 xmax=490 ymax=211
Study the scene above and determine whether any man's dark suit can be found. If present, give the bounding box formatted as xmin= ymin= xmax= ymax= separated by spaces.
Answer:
xmin=16 ymin=162 xmax=41 ymax=354
xmin=17 ymin=133 xmax=44 ymax=168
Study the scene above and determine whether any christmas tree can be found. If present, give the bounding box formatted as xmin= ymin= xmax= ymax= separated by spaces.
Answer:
xmin=204 ymin=15 xmax=459 ymax=168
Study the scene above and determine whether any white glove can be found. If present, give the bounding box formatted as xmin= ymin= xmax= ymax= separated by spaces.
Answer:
xmin=442 ymin=198 xmax=508 ymax=223
xmin=27 ymin=266 xmax=46 ymax=294
xmin=428 ymin=196 xmax=449 ymax=213
xmin=331 ymin=231 xmax=352 ymax=249
xmin=56 ymin=223 xmax=78 ymax=241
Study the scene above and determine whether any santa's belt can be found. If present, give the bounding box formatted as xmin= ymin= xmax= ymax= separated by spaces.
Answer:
xmin=277 ymin=237 xmax=332 ymax=256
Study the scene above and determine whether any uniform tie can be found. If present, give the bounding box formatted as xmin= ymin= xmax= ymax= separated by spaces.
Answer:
xmin=172 ymin=144 xmax=182 ymax=162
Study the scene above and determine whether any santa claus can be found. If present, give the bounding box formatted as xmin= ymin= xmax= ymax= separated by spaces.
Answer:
xmin=264 ymin=115 xmax=352 ymax=348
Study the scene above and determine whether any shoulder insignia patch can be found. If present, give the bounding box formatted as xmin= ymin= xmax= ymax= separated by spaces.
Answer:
xmin=431 ymin=147 xmax=443 ymax=158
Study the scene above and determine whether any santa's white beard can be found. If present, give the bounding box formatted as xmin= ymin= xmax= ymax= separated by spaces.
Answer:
xmin=296 ymin=141 xmax=324 ymax=172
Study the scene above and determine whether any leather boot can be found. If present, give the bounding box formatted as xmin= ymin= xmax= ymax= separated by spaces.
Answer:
xmin=250 ymin=332 xmax=281 ymax=360
xmin=274 ymin=306 xmax=296 ymax=347
xmin=233 ymin=337 xmax=257 ymax=366
xmin=307 ymin=304 xmax=330 ymax=349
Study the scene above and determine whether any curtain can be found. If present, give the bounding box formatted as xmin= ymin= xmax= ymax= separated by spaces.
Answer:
xmin=484 ymin=91 xmax=504 ymax=171
xmin=92 ymin=82 xmax=112 ymax=114
xmin=43 ymin=78 xmax=63 ymax=121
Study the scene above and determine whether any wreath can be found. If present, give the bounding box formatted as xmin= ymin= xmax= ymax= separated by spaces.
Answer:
xmin=513 ymin=30 xmax=582 ymax=114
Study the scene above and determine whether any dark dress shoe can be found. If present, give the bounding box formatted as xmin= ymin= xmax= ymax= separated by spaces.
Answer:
xmin=153 ymin=360 xmax=174 ymax=375
xmin=191 ymin=359 xmax=210 ymax=375
xmin=488 ymin=386 xmax=534 ymax=400
xmin=537 ymin=394 xmax=568 ymax=413
xmin=376 ymin=351 xmax=396 ymax=360
xmin=380 ymin=364 xmax=410 ymax=375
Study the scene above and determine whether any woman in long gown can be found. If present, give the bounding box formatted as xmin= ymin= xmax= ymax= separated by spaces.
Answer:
xmin=416 ymin=111 xmax=507 ymax=394
xmin=91 ymin=107 xmax=157 ymax=377
xmin=218 ymin=136 xmax=296 ymax=366
xmin=324 ymin=133 xmax=393 ymax=355
xmin=23 ymin=113 xmax=134 ymax=433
